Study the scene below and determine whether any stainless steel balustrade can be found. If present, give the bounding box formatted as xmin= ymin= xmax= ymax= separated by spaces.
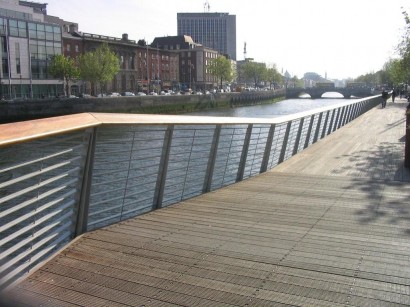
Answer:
xmin=0 ymin=95 xmax=381 ymax=291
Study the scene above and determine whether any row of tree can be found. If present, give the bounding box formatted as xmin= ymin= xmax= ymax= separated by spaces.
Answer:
xmin=208 ymin=56 xmax=290 ymax=90
xmin=50 ymin=43 xmax=120 ymax=96
xmin=51 ymin=42 xmax=290 ymax=96
xmin=355 ymin=9 xmax=410 ymax=89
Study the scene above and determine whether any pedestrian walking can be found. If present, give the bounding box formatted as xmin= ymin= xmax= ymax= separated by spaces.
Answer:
xmin=381 ymin=90 xmax=388 ymax=108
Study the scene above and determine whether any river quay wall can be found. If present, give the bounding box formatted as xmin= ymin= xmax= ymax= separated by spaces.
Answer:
xmin=0 ymin=90 xmax=284 ymax=123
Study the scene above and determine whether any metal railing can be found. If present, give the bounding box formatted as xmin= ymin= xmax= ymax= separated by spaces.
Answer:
xmin=0 ymin=95 xmax=381 ymax=290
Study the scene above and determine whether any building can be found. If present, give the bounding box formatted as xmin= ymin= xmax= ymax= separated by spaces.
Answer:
xmin=57 ymin=22 xmax=180 ymax=95
xmin=152 ymin=35 xmax=220 ymax=91
xmin=177 ymin=12 xmax=236 ymax=61
xmin=0 ymin=0 xmax=63 ymax=99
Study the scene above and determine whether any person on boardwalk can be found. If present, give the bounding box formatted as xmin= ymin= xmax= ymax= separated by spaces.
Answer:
xmin=381 ymin=90 xmax=388 ymax=108
xmin=392 ymin=89 xmax=396 ymax=103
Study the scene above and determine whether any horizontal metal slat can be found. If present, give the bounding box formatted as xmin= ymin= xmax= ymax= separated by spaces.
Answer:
xmin=0 ymin=189 xmax=77 ymax=233
xmin=0 ymin=200 xmax=75 ymax=249
xmin=0 ymin=167 xmax=80 ymax=204
xmin=0 ymin=147 xmax=81 ymax=174
xmin=0 ymin=156 xmax=82 ymax=189
xmin=0 ymin=182 xmax=76 ymax=219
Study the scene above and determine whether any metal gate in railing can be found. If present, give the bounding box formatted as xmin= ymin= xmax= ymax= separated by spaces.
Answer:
xmin=0 ymin=95 xmax=381 ymax=291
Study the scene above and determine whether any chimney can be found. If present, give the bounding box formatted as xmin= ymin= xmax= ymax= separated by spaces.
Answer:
xmin=122 ymin=33 xmax=129 ymax=41
xmin=69 ymin=23 xmax=78 ymax=33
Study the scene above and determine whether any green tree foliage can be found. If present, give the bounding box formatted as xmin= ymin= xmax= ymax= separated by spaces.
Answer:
xmin=208 ymin=56 xmax=232 ymax=89
xmin=49 ymin=54 xmax=80 ymax=97
xmin=242 ymin=61 xmax=267 ymax=88
xmin=355 ymin=9 xmax=410 ymax=88
xmin=384 ymin=9 xmax=410 ymax=87
xmin=384 ymin=59 xmax=405 ymax=86
xmin=265 ymin=65 xmax=282 ymax=89
xmin=78 ymin=43 xmax=120 ymax=95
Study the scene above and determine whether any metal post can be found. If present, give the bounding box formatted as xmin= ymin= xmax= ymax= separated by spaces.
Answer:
xmin=313 ymin=112 xmax=323 ymax=143
xmin=405 ymin=109 xmax=410 ymax=168
xmin=333 ymin=108 xmax=341 ymax=131
xmin=260 ymin=124 xmax=276 ymax=173
xmin=75 ymin=127 xmax=97 ymax=237
xmin=236 ymin=124 xmax=253 ymax=182
xmin=292 ymin=118 xmax=304 ymax=155
xmin=327 ymin=109 xmax=336 ymax=134
xmin=343 ymin=105 xmax=350 ymax=124
xmin=203 ymin=125 xmax=221 ymax=192
xmin=337 ymin=106 xmax=346 ymax=129
xmin=304 ymin=115 xmax=315 ymax=149
xmin=279 ymin=121 xmax=292 ymax=163
xmin=153 ymin=125 xmax=174 ymax=209
xmin=321 ymin=111 xmax=330 ymax=139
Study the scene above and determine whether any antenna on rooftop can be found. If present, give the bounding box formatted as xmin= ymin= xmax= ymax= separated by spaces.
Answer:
xmin=204 ymin=1 xmax=210 ymax=12
xmin=243 ymin=42 xmax=247 ymax=60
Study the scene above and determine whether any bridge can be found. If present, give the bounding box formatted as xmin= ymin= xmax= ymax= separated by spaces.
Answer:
xmin=1 ymin=95 xmax=410 ymax=306
xmin=286 ymin=87 xmax=374 ymax=99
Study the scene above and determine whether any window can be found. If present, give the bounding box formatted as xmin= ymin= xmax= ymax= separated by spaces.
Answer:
xmin=75 ymin=45 xmax=79 ymax=52
xmin=16 ymin=58 xmax=21 ymax=74
xmin=15 ymin=42 xmax=20 ymax=74
xmin=36 ymin=23 xmax=45 ymax=39
xmin=2 ymin=58 xmax=9 ymax=76
xmin=9 ymin=19 xmax=18 ymax=36
xmin=66 ymin=44 xmax=71 ymax=52
xmin=45 ymin=25 xmax=53 ymax=40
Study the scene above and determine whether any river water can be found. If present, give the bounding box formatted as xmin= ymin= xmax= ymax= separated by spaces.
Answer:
xmin=189 ymin=93 xmax=360 ymax=118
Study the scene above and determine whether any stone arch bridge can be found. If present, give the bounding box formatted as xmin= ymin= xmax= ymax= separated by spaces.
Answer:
xmin=286 ymin=87 xmax=373 ymax=99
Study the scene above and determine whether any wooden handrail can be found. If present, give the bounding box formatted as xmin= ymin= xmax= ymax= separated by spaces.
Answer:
xmin=0 ymin=113 xmax=100 ymax=147
xmin=0 ymin=95 xmax=381 ymax=148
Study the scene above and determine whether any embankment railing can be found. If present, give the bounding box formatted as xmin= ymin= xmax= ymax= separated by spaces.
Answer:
xmin=0 ymin=95 xmax=381 ymax=290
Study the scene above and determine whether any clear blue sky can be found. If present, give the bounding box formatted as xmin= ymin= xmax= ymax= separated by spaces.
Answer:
xmin=46 ymin=0 xmax=409 ymax=80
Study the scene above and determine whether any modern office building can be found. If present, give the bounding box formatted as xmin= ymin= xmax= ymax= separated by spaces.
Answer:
xmin=177 ymin=12 xmax=236 ymax=61
xmin=0 ymin=0 xmax=63 ymax=99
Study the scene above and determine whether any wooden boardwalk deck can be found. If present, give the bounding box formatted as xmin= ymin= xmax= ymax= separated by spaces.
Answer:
xmin=3 ymin=98 xmax=410 ymax=306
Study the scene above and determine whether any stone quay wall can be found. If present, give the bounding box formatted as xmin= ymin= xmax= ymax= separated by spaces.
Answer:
xmin=0 ymin=90 xmax=285 ymax=124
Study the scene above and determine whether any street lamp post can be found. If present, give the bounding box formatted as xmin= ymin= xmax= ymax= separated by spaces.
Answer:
xmin=189 ymin=64 xmax=194 ymax=91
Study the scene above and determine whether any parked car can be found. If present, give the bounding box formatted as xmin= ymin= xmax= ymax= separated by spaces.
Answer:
xmin=122 ymin=92 xmax=135 ymax=96
xmin=149 ymin=92 xmax=158 ymax=96
xmin=107 ymin=92 xmax=121 ymax=97
xmin=137 ymin=92 xmax=147 ymax=96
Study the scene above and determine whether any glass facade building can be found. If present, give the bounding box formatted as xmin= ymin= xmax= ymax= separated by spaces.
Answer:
xmin=177 ymin=12 xmax=236 ymax=61
xmin=0 ymin=0 xmax=63 ymax=99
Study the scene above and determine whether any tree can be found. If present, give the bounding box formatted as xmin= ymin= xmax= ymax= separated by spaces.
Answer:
xmin=384 ymin=59 xmax=405 ymax=87
xmin=208 ymin=56 xmax=232 ymax=89
xmin=78 ymin=43 xmax=120 ymax=95
xmin=49 ymin=54 xmax=80 ymax=97
xmin=242 ymin=61 xmax=267 ymax=88
xmin=265 ymin=65 xmax=282 ymax=89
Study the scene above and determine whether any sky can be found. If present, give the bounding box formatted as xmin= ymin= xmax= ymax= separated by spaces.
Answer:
xmin=45 ymin=0 xmax=409 ymax=80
